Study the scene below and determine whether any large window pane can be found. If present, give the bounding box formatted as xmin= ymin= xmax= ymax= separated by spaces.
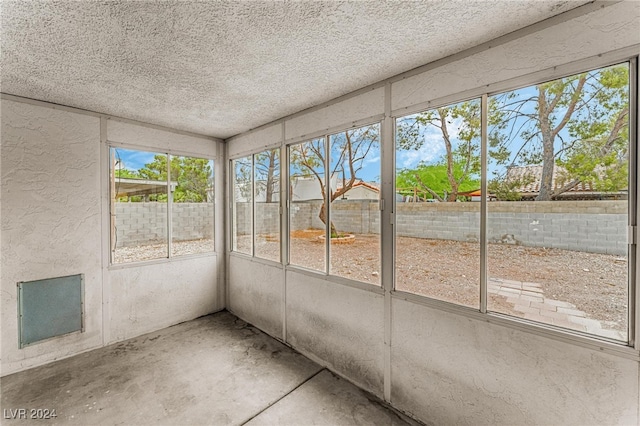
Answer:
xmin=289 ymin=139 xmax=326 ymax=272
xmin=110 ymin=148 xmax=169 ymax=263
xmin=254 ymin=148 xmax=280 ymax=262
xmin=329 ymin=124 xmax=381 ymax=285
xmin=232 ymin=156 xmax=252 ymax=255
xmin=487 ymin=63 xmax=629 ymax=341
xmin=395 ymin=99 xmax=482 ymax=307
xmin=170 ymin=155 xmax=214 ymax=256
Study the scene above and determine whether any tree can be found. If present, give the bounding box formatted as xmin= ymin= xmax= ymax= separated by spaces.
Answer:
xmin=396 ymin=161 xmax=480 ymax=201
xmin=255 ymin=148 xmax=279 ymax=203
xmin=397 ymin=100 xmax=481 ymax=201
xmin=139 ymin=155 xmax=213 ymax=202
xmin=490 ymin=64 xmax=629 ymax=200
xmin=290 ymin=125 xmax=379 ymax=237
xmin=114 ymin=168 xmax=139 ymax=179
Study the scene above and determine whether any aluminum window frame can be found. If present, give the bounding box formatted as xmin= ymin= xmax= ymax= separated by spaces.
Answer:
xmin=390 ymin=56 xmax=638 ymax=348
xmin=253 ymin=147 xmax=282 ymax=263
xmin=285 ymin=120 xmax=383 ymax=287
xmin=229 ymin=155 xmax=254 ymax=257
xmin=107 ymin=141 xmax=216 ymax=267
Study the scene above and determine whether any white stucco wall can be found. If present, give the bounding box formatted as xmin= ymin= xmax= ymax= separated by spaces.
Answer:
xmin=391 ymin=1 xmax=640 ymax=113
xmin=1 ymin=101 xmax=103 ymax=375
xmin=285 ymin=271 xmax=385 ymax=397
xmin=228 ymin=257 xmax=283 ymax=339
xmin=1 ymin=98 xmax=222 ymax=376
xmin=391 ymin=298 xmax=638 ymax=425
xmin=109 ymin=257 xmax=218 ymax=341
xmin=285 ymin=86 xmax=384 ymax=141
xmin=227 ymin=122 xmax=282 ymax=159
xmin=227 ymin=3 xmax=640 ymax=425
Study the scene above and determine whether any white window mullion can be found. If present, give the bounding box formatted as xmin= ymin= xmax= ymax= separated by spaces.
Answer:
xmin=629 ymin=56 xmax=638 ymax=348
xmin=167 ymin=153 xmax=173 ymax=258
xmin=325 ymin=135 xmax=331 ymax=276
xmin=480 ymin=94 xmax=488 ymax=314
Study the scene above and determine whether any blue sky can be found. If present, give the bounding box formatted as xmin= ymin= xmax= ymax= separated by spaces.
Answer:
xmin=113 ymin=147 xmax=158 ymax=172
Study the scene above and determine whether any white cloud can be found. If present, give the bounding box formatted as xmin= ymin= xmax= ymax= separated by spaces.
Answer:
xmin=398 ymin=131 xmax=444 ymax=169
xmin=397 ymin=112 xmax=468 ymax=170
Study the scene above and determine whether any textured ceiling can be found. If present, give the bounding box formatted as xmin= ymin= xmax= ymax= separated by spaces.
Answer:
xmin=1 ymin=1 xmax=591 ymax=139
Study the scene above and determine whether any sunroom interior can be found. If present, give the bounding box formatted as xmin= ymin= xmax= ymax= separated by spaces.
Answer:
xmin=1 ymin=1 xmax=640 ymax=425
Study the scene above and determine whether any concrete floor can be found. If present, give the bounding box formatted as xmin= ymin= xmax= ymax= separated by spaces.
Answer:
xmin=1 ymin=311 xmax=419 ymax=425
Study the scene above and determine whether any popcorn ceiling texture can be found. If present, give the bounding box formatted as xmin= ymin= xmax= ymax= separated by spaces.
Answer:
xmin=1 ymin=1 xmax=589 ymax=139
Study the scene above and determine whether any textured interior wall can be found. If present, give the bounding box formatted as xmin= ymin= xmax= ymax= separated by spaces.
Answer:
xmin=109 ymin=256 xmax=217 ymax=341
xmin=1 ymin=100 xmax=103 ymax=375
xmin=106 ymin=110 xmax=221 ymax=344
xmin=227 ymin=123 xmax=282 ymax=159
xmin=285 ymin=271 xmax=385 ymax=397
xmin=228 ymin=257 xmax=283 ymax=339
xmin=107 ymin=120 xmax=220 ymax=156
xmin=391 ymin=1 xmax=640 ymax=111
xmin=284 ymin=87 xmax=384 ymax=141
xmin=391 ymin=298 xmax=639 ymax=425
xmin=226 ymin=3 xmax=640 ymax=425
xmin=1 ymin=98 xmax=222 ymax=376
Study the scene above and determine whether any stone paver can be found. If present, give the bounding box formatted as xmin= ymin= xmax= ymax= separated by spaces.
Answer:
xmin=488 ymin=278 xmax=625 ymax=341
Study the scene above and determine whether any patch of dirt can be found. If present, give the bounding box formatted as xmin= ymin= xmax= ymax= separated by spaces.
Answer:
xmin=113 ymin=239 xmax=214 ymax=263
xmin=117 ymin=233 xmax=629 ymax=334
xmin=396 ymin=237 xmax=627 ymax=332
xmin=256 ymin=232 xmax=628 ymax=333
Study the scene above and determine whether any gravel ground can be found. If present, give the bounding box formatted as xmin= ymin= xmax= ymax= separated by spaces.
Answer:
xmin=254 ymin=231 xmax=628 ymax=333
xmin=114 ymin=239 xmax=215 ymax=263
xmin=117 ymin=233 xmax=628 ymax=333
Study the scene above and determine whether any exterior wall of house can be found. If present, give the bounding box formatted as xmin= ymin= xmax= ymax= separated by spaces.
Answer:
xmin=227 ymin=3 xmax=640 ymax=425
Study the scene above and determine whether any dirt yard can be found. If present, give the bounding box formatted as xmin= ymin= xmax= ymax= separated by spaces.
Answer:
xmin=116 ymin=232 xmax=628 ymax=334
xmin=272 ymin=231 xmax=627 ymax=333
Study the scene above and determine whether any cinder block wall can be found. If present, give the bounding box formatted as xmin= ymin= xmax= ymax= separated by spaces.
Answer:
xmin=236 ymin=200 xmax=627 ymax=256
xmin=115 ymin=203 xmax=214 ymax=247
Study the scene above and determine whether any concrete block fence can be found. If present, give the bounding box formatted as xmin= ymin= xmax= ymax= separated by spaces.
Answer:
xmin=233 ymin=200 xmax=628 ymax=255
xmin=115 ymin=202 xmax=214 ymax=248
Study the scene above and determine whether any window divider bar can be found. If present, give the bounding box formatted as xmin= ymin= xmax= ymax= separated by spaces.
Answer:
xmin=325 ymin=135 xmax=331 ymax=276
xmin=167 ymin=153 xmax=173 ymax=259
xmin=251 ymin=155 xmax=256 ymax=258
xmin=381 ymin=81 xmax=394 ymax=403
xmin=281 ymin=127 xmax=288 ymax=342
xmin=630 ymin=55 xmax=639 ymax=348
xmin=480 ymin=94 xmax=488 ymax=314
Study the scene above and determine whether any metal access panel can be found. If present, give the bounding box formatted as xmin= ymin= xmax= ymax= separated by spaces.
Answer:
xmin=18 ymin=274 xmax=84 ymax=348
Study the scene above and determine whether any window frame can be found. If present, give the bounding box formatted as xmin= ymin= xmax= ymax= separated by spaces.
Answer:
xmin=225 ymin=52 xmax=638 ymax=354
xmin=391 ymin=57 xmax=638 ymax=347
xmin=285 ymin=121 xmax=383 ymax=288
xmin=229 ymin=147 xmax=284 ymax=264
xmin=108 ymin=141 xmax=216 ymax=267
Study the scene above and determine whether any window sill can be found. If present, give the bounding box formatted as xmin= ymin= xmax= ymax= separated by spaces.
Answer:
xmin=108 ymin=251 xmax=216 ymax=270
xmin=392 ymin=289 xmax=639 ymax=361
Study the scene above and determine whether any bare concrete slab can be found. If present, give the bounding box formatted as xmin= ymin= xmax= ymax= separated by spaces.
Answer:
xmin=1 ymin=312 xmax=320 ymax=425
xmin=1 ymin=311 xmax=417 ymax=425
xmin=245 ymin=369 xmax=419 ymax=426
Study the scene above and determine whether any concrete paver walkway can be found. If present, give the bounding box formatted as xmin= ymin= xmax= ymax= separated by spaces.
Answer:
xmin=488 ymin=278 xmax=625 ymax=341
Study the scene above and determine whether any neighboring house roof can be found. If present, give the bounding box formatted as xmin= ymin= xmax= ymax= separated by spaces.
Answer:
xmin=458 ymin=189 xmax=482 ymax=197
xmin=115 ymin=177 xmax=177 ymax=198
xmin=336 ymin=180 xmax=379 ymax=193
xmin=505 ymin=165 xmax=626 ymax=199
xmin=291 ymin=176 xmax=379 ymax=201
